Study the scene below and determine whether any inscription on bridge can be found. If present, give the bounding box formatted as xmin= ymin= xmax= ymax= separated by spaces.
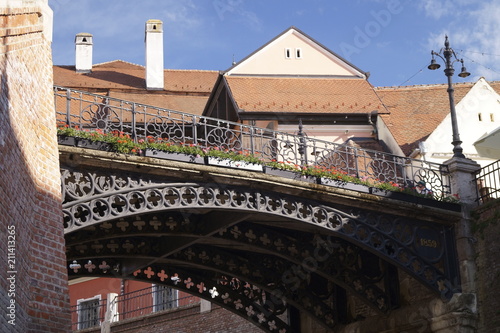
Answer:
xmin=415 ymin=226 xmax=443 ymax=262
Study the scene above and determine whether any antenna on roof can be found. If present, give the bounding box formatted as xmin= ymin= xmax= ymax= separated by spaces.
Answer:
xmin=232 ymin=54 xmax=236 ymax=66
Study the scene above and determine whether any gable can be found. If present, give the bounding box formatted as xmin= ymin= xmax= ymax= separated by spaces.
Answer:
xmin=226 ymin=27 xmax=366 ymax=78
xmin=376 ymin=82 xmax=473 ymax=156
xmin=423 ymin=78 xmax=500 ymax=161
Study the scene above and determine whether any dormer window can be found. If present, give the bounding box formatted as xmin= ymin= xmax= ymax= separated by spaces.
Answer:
xmin=285 ymin=48 xmax=291 ymax=59
xmin=295 ymin=48 xmax=302 ymax=59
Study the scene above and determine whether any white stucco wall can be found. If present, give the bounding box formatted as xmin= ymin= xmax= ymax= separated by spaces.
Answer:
xmin=422 ymin=78 xmax=500 ymax=168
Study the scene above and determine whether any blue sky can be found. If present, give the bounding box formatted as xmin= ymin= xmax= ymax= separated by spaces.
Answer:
xmin=49 ymin=0 xmax=500 ymax=87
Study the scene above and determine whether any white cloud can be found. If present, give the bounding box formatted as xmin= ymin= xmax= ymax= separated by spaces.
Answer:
xmin=419 ymin=0 xmax=457 ymax=20
xmin=423 ymin=1 xmax=500 ymax=81
xmin=418 ymin=0 xmax=482 ymax=20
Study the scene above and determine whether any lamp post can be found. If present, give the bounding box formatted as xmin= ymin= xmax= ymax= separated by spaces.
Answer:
xmin=428 ymin=35 xmax=470 ymax=158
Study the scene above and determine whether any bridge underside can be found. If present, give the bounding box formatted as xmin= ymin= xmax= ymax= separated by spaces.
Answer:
xmin=61 ymin=150 xmax=462 ymax=332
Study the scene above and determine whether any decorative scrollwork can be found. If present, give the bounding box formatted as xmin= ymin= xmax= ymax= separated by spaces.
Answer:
xmin=76 ymin=99 xmax=125 ymax=133
xmin=145 ymin=116 xmax=186 ymax=142
xmin=61 ymin=169 xmax=151 ymax=203
xmin=205 ymin=126 xmax=243 ymax=150
xmin=413 ymin=168 xmax=448 ymax=199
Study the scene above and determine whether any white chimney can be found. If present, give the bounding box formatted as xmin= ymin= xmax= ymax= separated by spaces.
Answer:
xmin=145 ymin=19 xmax=164 ymax=90
xmin=75 ymin=32 xmax=93 ymax=73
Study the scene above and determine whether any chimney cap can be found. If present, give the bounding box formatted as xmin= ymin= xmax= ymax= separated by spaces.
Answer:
xmin=76 ymin=32 xmax=93 ymax=37
xmin=146 ymin=19 xmax=163 ymax=33
xmin=75 ymin=32 xmax=93 ymax=44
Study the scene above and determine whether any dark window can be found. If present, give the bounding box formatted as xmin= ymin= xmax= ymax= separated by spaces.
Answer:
xmin=153 ymin=285 xmax=178 ymax=312
xmin=78 ymin=297 xmax=100 ymax=329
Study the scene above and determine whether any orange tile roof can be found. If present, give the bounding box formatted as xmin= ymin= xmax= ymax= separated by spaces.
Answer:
xmin=54 ymin=60 xmax=218 ymax=93
xmin=488 ymin=81 xmax=500 ymax=95
xmin=225 ymin=76 xmax=388 ymax=114
xmin=108 ymin=92 xmax=209 ymax=115
xmin=53 ymin=60 xmax=218 ymax=115
xmin=375 ymin=82 xmax=474 ymax=156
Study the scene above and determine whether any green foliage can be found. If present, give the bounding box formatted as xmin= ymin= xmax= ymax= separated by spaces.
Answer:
xmin=204 ymin=147 xmax=264 ymax=164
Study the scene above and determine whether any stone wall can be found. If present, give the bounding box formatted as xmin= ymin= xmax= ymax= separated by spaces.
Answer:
xmin=473 ymin=199 xmax=500 ymax=333
xmin=0 ymin=1 xmax=71 ymax=332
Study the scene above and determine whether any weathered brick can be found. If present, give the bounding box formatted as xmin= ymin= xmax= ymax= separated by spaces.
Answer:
xmin=0 ymin=2 xmax=70 ymax=332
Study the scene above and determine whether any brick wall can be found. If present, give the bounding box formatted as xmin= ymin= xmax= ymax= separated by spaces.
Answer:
xmin=0 ymin=1 xmax=71 ymax=332
xmin=80 ymin=304 xmax=264 ymax=333
xmin=473 ymin=199 xmax=500 ymax=333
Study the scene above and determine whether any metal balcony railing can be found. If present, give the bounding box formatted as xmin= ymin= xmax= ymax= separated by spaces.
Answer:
xmin=70 ymin=287 xmax=199 ymax=331
xmin=54 ymin=86 xmax=452 ymax=197
xmin=476 ymin=159 xmax=500 ymax=204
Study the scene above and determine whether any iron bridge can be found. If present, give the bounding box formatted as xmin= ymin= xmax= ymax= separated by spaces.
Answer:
xmin=55 ymin=86 xmax=462 ymax=332
xmin=62 ymin=151 xmax=461 ymax=333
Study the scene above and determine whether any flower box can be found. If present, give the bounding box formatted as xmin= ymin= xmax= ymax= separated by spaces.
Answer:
xmin=76 ymin=138 xmax=113 ymax=152
xmin=205 ymin=157 xmax=263 ymax=172
xmin=369 ymin=187 xmax=416 ymax=201
xmin=145 ymin=149 xmax=204 ymax=164
xmin=264 ymin=167 xmax=316 ymax=183
xmin=319 ymin=177 xmax=370 ymax=193
xmin=57 ymin=135 xmax=76 ymax=146
xmin=416 ymin=196 xmax=461 ymax=212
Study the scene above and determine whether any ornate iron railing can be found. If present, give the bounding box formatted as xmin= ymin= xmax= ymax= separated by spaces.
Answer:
xmin=476 ymin=159 xmax=500 ymax=204
xmin=54 ymin=86 xmax=451 ymax=197
xmin=70 ymin=287 xmax=199 ymax=331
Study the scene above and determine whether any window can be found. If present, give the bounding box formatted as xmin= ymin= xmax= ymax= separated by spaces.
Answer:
xmin=295 ymin=48 xmax=302 ymax=59
xmin=478 ymin=113 xmax=482 ymax=121
xmin=285 ymin=48 xmax=291 ymax=59
xmin=153 ymin=285 xmax=178 ymax=312
xmin=491 ymin=113 xmax=495 ymax=122
xmin=77 ymin=296 xmax=101 ymax=329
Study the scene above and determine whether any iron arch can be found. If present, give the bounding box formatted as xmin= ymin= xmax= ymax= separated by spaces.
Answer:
xmin=66 ymin=212 xmax=398 ymax=316
xmin=62 ymin=167 xmax=460 ymax=302
xmin=68 ymin=260 xmax=294 ymax=333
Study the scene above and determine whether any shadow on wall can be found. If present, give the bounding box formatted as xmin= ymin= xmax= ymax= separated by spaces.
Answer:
xmin=0 ymin=4 xmax=71 ymax=332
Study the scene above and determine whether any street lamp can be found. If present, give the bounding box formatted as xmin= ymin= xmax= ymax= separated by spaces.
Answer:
xmin=428 ymin=35 xmax=470 ymax=158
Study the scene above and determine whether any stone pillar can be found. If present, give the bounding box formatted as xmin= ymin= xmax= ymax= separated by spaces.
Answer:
xmin=0 ymin=1 xmax=71 ymax=332
xmin=445 ymin=157 xmax=481 ymax=207
xmin=444 ymin=156 xmax=481 ymax=293
xmin=442 ymin=156 xmax=481 ymax=332
xmin=338 ymin=293 xmax=477 ymax=333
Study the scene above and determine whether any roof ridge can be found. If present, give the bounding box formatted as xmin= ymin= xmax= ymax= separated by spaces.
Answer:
xmin=375 ymin=81 xmax=475 ymax=90
xmin=226 ymin=75 xmax=366 ymax=80
xmin=94 ymin=59 xmax=144 ymax=68
xmin=165 ymin=69 xmax=218 ymax=73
